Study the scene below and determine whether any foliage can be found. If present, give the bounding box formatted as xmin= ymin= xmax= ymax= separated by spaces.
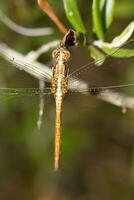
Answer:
xmin=63 ymin=0 xmax=134 ymax=62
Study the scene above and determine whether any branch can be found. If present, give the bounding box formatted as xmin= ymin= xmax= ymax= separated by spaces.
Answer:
xmin=37 ymin=79 xmax=46 ymax=130
xmin=98 ymin=90 xmax=134 ymax=112
xmin=0 ymin=43 xmax=52 ymax=81
xmin=0 ymin=42 xmax=134 ymax=111
xmin=38 ymin=0 xmax=67 ymax=34
xmin=26 ymin=40 xmax=60 ymax=61
xmin=0 ymin=10 xmax=53 ymax=36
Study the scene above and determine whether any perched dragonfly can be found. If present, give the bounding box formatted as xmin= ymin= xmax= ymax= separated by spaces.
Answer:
xmin=0 ymin=29 xmax=134 ymax=171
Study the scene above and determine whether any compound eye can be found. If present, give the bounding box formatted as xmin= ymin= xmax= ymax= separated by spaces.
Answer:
xmin=64 ymin=50 xmax=70 ymax=61
xmin=52 ymin=49 xmax=60 ymax=60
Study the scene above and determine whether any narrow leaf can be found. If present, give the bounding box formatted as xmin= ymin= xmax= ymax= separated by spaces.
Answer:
xmin=63 ymin=0 xmax=86 ymax=33
xmin=92 ymin=0 xmax=115 ymax=39
xmin=111 ymin=21 xmax=134 ymax=47
xmin=92 ymin=0 xmax=104 ymax=39
xmin=105 ymin=0 xmax=115 ymax=29
xmin=93 ymin=37 xmax=134 ymax=58
xmin=102 ymin=47 xmax=134 ymax=58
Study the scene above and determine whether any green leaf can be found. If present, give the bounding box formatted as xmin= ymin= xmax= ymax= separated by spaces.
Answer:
xmin=93 ymin=36 xmax=134 ymax=58
xmin=88 ymin=45 xmax=105 ymax=65
xmin=111 ymin=22 xmax=134 ymax=47
xmin=92 ymin=0 xmax=115 ymax=39
xmin=105 ymin=0 xmax=115 ymax=29
xmin=63 ymin=0 xmax=86 ymax=33
xmin=92 ymin=0 xmax=104 ymax=39
xmin=102 ymin=47 xmax=134 ymax=58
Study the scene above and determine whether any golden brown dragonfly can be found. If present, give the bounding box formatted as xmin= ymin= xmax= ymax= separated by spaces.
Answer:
xmin=0 ymin=29 xmax=134 ymax=171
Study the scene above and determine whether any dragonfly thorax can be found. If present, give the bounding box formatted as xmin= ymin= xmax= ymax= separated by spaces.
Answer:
xmin=51 ymin=45 xmax=69 ymax=97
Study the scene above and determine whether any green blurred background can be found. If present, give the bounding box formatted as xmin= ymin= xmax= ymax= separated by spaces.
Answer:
xmin=0 ymin=0 xmax=134 ymax=199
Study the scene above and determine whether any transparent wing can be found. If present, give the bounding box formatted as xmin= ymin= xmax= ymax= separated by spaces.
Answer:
xmin=68 ymin=39 xmax=134 ymax=95
xmin=0 ymin=43 xmax=52 ymax=81
xmin=69 ymin=84 xmax=134 ymax=96
xmin=69 ymin=39 xmax=134 ymax=80
xmin=0 ymin=87 xmax=51 ymax=97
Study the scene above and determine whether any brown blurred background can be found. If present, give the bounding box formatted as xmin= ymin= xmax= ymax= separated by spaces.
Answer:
xmin=0 ymin=0 xmax=134 ymax=199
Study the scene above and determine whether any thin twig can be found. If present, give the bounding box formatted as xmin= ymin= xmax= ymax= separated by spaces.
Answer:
xmin=38 ymin=0 xmax=67 ymax=34
xmin=37 ymin=80 xmax=45 ymax=130
xmin=26 ymin=40 xmax=60 ymax=61
xmin=0 ymin=10 xmax=53 ymax=36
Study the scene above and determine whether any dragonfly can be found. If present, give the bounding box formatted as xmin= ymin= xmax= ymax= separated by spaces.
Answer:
xmin=0 ymin=29 xmax=134 ymax=171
